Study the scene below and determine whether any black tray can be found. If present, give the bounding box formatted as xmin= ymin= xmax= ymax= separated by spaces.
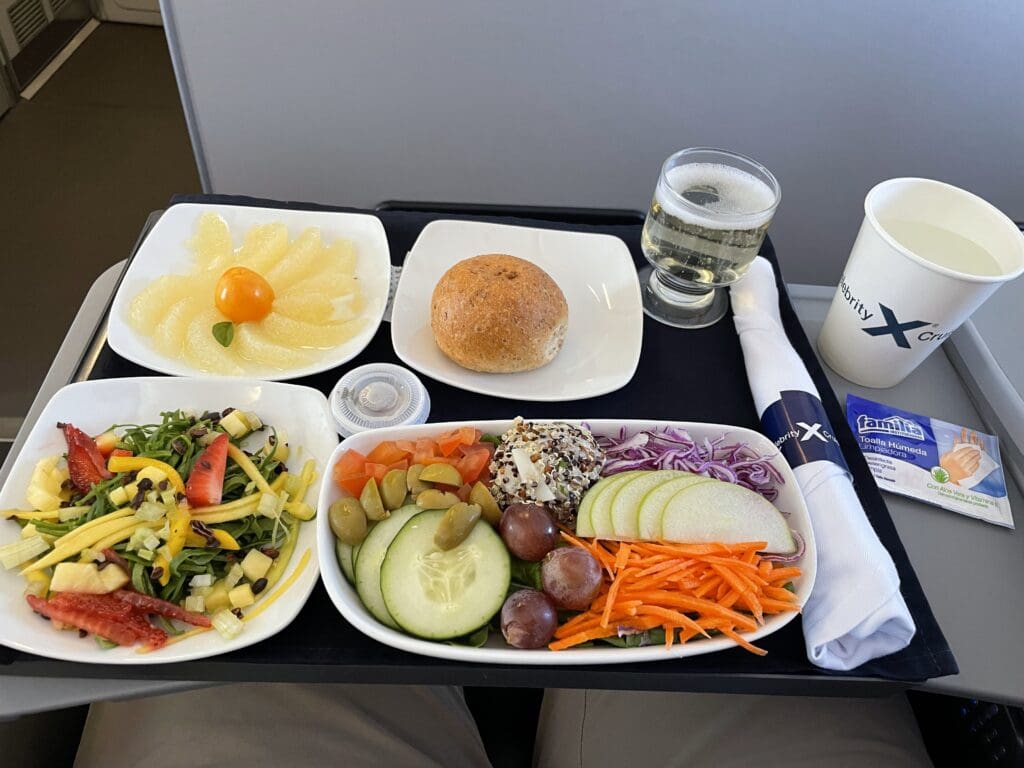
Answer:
xmin=0 ymin=196 xmax=957 ymax=693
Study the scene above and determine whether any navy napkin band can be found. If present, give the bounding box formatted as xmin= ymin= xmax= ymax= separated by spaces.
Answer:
xmin=761 ymin=389 xmax=850 ymax=472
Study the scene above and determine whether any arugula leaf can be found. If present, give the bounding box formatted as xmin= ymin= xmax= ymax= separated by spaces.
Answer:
xmin=510 ymin=558 xmax=542 ymax=591
xmin=212 ymin=321 xmax=235 ymax=348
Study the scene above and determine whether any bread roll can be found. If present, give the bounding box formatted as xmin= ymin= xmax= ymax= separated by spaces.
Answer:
xmin=431 ymin=254 xmax=568 ymax=373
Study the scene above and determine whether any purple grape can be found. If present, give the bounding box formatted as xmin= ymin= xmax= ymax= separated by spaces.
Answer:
xmin=500 ymin=589 xmax=558 ymax=649
xmin=499 ymin=503 xmax=559 ymax=562
xmin=541 ymin=547 xmax=603 ymax=610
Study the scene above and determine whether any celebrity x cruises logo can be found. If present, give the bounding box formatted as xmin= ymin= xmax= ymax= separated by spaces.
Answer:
xmin=862 ymin=304 xmax=930 ymax=349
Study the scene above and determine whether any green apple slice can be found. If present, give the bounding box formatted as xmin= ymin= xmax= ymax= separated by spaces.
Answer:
xmin=659 ymin=480 xmax=796 ymax=554
xmin=584 ymin=471 xmax=643 ymax=539
xmin=637 ymin=474 xmax=713 ymax=539
xmin=576 ymin=474 xmax=637 ymax=536
xmin=609 ymin=470 xmax=690 ymax=540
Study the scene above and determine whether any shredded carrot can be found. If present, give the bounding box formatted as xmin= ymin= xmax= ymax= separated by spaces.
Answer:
xmin=548 ymin=537 xmax=802 ymax=655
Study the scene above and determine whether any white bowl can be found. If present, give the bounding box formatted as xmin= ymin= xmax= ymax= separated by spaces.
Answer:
xmin=317 ymin=419 xmax=816 ymax=665
xmin=108 ymin=203 xmax=392 ymax=380
xmin=0 ymin=377 xmax=338 ymax=664
xmin=391 ymin=220 xmax=644 ymax=401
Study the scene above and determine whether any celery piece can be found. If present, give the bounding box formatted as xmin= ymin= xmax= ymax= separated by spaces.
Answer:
xmin=225 ymin=563 xmax=244 ymax=589
xmin=190 ymin=573 xmax=214 ymax=588
xmin=58 ymin=506 xmax=87 ymax=523
xmin=0 ymin=535 xmax=49 ymax=569
xmin=136 ymin=502 xmax=166 ymax=522
xmin=184 ymin=595 xmax=206 ymax=614
xmin=211 ymin=608 xmax=244 ymax=639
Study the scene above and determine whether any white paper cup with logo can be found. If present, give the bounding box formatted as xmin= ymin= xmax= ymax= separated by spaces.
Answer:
xmin=818 ymin=178 xmax=1024 ymax=388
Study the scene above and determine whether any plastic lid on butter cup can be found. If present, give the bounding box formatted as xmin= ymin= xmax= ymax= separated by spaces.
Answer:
xmin=330 ymin=363 xmax=430 ymax=437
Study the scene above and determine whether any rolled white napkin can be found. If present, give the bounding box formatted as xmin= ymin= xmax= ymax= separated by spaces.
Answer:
xmin=730 ymin=257 xmax=916 ymax=670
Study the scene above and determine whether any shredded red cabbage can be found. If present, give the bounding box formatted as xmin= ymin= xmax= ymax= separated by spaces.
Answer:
xmin=593 ymin=425 xmax=784 ymax=502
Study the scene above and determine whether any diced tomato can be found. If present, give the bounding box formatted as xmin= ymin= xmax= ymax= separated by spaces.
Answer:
xmin=336 ymin=474 xmax=369 ymax=497
xmin=335 ymin=449 xmax=367 ymax=478
xmin=395 ymin=440 xmax=416 ymax=454
xmin=455 ymin=483 xmax=472 ymax=502
xmin=436 ymin=428 xmax=481 ymax=456
xmin=456 ymin=447 xmax=492 ymax=484
xmin=185 ymin=433 xmax=228 ymax=507
xmin=364 ymin=462 xmax=390 ymax=483
xmin=412 ymin=438 xmax=439 ymax=465
xmin=366 ymin=441 xmax=411 ymax=466
xmin=110 ymin=448 xmax=133 ymax=458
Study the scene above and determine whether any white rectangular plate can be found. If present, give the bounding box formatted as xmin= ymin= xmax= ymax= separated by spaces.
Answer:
xmin=0 ymin=377 xmax=338 ymax=664
xmin=317 ymin=419 xmax=816 ymax=665
xmin=108 ymin=203 xmax=391 ymax=381
xmin=391 ymin=220 xmax=643 ymax=401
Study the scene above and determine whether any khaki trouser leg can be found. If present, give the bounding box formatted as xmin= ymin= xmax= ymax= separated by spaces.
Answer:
xmin=75 ymin=683 xmax=492 ymax=768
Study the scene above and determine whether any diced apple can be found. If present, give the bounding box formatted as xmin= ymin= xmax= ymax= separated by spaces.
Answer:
xmin=220 ymin=411 xmax=250 ymax=439
xmin=50 ymin=562 xmax=128 ymax=594
xmin=26 ymin=484 xmax=61 ymax=512
xmin=240 ymin=549 xmax=272 ymax=581
xmin=228 ymin=583 xmax=255 ymax=608
xmin=205 ymin=580 xmax=231 ymax=612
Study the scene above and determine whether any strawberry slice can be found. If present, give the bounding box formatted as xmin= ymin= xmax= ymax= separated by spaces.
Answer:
xmin=112 ymin=589 xmax=212 ymax=627
xmin=27 ymin=594 xmax=141 ymax=646
xmin=59 ymin=422 xmax=112 ymax=493
xmin=185 ymin=433 xmax=229 ymax=508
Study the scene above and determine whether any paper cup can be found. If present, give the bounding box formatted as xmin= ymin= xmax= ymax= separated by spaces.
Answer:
xmin=818 ymin=178 xmax=1024 ymax=388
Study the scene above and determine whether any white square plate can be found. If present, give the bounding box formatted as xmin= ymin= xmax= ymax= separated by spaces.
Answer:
xmin=108 ymin=203 xmax=392 ymax=381
xmin=317 ymin=419 xmax=816 ymax=665
xmin=391 ymin=220 xmax=643 ymax=401
xmin=0 ymin=377 xmax=338 ymax=664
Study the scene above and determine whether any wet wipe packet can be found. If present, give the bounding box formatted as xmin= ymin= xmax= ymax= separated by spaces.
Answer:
xmin=846 ymin=395 xmax=1013 ymax=529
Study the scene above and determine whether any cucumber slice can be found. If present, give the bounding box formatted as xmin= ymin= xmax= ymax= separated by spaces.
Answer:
xmin=637 ymin=474 xmax=714 ymax=539
xmin=381 ymin=510 xmax=510 ymax=640
xmin=609 ymin=470 xmax=690 ymax=540
xmin=336 ymin=540 xmax=355 ymax=584
xmin=354 ymin=505 xmax=422 ymax=629
xmin=587 ymin=471 xmax=643 ymax=539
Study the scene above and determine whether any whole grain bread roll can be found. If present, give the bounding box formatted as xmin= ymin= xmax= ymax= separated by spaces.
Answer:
xmin=431 ymin=254 xmax=568 ymax=373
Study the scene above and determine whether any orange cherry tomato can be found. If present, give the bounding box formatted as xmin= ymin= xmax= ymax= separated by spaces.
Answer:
xmin=214 ymin=267 xmax=275 ymax=322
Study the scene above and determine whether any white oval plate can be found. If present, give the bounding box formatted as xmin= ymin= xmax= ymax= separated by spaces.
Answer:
xmin=391 ymin=220 xmax=644 ymax=401
xmin=0 ymin=377 xmax=338 ymax=664
xmin=107 ymin=203 xmax=391 ymax=381
xmin=317 ymin=419 xmax=816 ymax=665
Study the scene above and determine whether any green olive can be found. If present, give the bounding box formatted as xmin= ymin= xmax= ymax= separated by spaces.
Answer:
xmin=418 ymin=463 xmax=463 ymax=486
xmin=360 ymin=477 xmax=388 ymax=521
xmin=415 ymin=489 xmax=461 ymax=509
xmin=380 ymin=469 xmax=408 ymax=511
xmin=406 ymin=464 xmax=431 ymax=495
xmin=434 ymin=502 xmax=482 ymax=550
xmin=328 ymin=497 xmax=368 ymax=546
xmin=469 ymin=482 xmax=502 ymax=526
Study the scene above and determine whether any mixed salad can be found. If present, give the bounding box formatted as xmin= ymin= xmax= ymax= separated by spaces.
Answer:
xmin=328 ymin=417 xmax=804 ymax=655
xmin=0 ymin=408 xmax=317 ymax=651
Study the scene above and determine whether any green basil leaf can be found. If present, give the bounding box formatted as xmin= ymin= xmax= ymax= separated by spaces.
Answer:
xmin=212 ymin=321 xmax=235 ymax=348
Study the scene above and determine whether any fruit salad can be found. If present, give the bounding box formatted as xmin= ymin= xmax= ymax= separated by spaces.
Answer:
xmin=327 ymin=419 xmax=804 ymax=656
xmin=126 ymin=213 xmax=366 ymax=374
xmin=0 ymin=408 xmax=318 ymax=651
